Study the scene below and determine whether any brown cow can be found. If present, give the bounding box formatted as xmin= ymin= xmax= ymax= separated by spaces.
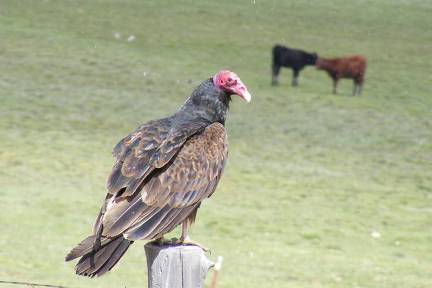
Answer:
xmin=316 ymin=56 xmax=367 ymax=95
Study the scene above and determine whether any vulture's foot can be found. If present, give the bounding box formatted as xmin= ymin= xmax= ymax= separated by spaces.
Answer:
xmin=151 ymin=237 xmax=173 ymax=246
xmin=176 ymin=236 xmax=210 ymax=252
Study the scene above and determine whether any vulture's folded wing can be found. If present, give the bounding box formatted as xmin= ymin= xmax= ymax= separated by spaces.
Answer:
xmin=107 ymin=116 xmax=212 ymax=195
xmin=107 ymin=118 xmax=173 ymax=196
xmin=101 ymin=122 xmax=228 ymax=240
xmin=93 ymin=117 xmax=208 ymax=234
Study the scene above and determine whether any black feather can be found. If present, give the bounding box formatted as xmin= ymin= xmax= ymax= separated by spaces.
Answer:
xmin=66 ymin=236 xmax=101 ymax=262
xmin=94 ymin=239 xmax=132 ymax=277
xmin=75 ymin=236 xmax=132 ymax=277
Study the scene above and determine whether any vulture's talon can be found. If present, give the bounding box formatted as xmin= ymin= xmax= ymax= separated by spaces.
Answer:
xmin=151 ymin=237 xmax=173 ymax=246
xmin=176 ymin=237 xmax=209 ymax=252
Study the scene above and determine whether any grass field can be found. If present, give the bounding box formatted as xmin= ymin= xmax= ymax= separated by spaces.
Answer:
xmin=1 ymin=0 xmax=431 ymax=287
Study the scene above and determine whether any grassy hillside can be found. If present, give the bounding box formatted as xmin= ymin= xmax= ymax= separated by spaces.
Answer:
xmin=1 ymin=0 xmax=431 ymax=287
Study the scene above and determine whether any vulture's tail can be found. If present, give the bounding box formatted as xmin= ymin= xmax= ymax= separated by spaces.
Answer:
xmin=65 ymin=235 xmax=133 ymax=277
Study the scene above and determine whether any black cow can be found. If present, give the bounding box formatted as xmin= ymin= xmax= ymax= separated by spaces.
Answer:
xmin=271 ymin=44 xmax=318 ymax=86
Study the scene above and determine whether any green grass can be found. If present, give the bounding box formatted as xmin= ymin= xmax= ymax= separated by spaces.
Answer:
xmin=1 ymin=0 xmax=431 ymax=287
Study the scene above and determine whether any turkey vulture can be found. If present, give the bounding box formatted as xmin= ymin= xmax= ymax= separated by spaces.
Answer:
xmin=65 ymin=70 xmax=251 ymax=277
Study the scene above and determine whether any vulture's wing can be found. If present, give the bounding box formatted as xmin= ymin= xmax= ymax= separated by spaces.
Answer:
xmin=92 ymin=117 xmax=209 ymax=234
xmin=100 ymin=122 xmax=228 ymax=240
xmin=108 ymin=117 xmax=207 ymax=197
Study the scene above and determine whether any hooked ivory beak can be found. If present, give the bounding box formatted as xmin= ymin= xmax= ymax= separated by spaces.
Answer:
xmin=232 ymin=79 xmax=251 ymax=103
xmin=238 ymin=89 xmax=251 ymax=103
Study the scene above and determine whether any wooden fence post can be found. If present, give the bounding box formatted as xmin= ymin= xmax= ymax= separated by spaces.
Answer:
xmin=144 ymin=243 xmax=214 ymax=288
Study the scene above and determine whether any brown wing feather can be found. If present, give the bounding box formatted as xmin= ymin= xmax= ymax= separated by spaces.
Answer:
xmin=107 ymin=118 xmax=209 ymax=197
xmin=101 ymin=122 xmax=228 ymax=240
xmin=94 ymin=117 xmax=179 ymax=234
xmin=107 ymin=119 xmax=172 ymax=195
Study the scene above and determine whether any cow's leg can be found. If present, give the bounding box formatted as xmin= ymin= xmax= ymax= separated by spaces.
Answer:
xmin=358 ymin=83 xmax=363 ymax=95
xmin=332 ymin=78 xmax=338 ymax=94
xmin=353 ymin=82 xmax=358 ymax=96
xmin=271 ymin=64 xmax=280 ymax=86
xmin=292 ymin=69 xmax=300 ymax=87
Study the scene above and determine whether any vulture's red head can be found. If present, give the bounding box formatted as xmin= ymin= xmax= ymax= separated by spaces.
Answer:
xmin=213 ymin=70 xmax=251 ymax=103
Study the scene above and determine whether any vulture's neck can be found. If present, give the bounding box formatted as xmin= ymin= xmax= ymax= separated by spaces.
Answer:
xmin=178 ymin=79 xmax=230 ymax=125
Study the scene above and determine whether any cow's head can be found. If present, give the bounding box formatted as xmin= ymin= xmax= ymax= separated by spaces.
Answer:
xmin=307 ymin=52 xmax=318 ymax=65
